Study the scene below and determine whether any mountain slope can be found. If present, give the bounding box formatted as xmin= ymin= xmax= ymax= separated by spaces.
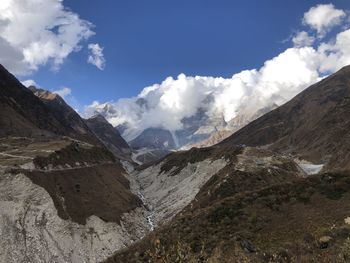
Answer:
xmin=108 ymin=170 xmax=350 ymax=263
xmin=221 ymin=65 xmax=350 ymax=170
xmin=85 ymin=114 xmax=132 ymax=161
xmin=130 ymin=128 xmax=176 ymax=150
xmin=105 ymin=65 xmax=350 ymax=262
xmin=129 ymin=128 xmax=174 ymax=164
xmin=0 ymin=65 xmax=69 ymax=137
xmin=0 ymin=65 xmax=150 ymax=262
xmin=186 ymin=104 xmax=278 ymax=149
xmin=29 ymin=87 xmax=133 ymax=160
xmin=29 ymin=86 xmax=101 ymax=144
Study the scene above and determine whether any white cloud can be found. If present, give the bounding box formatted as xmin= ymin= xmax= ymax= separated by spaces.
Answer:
xmin=292 ymin=31 xmax=315 ymax=47
xmin=83 ymin=4 xmax=350 ymax=142
xmin=317 ymin=29 xmax=350 ymax=73
xmin=303 ymin=4 xmax=346 ymax=36
xmin=88 ymin=43 xmax=106 ymax=70
xmin=21 ymin=79 xmax=38 ymax=87
xmin=0 ymin=0 xmax=95 ymax=75
xmin=84 ymin=46 xmax=323 ymax=141
xmin=53 ymin=87 xmax=72 ymax=98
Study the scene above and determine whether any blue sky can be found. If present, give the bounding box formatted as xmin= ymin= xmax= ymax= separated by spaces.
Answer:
xmin=11 ymin=0 xmax=348 ymax=109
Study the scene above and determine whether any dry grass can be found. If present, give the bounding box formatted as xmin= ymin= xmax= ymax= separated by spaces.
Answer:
xmin=106 ymin=172 xmax=350 ymax=263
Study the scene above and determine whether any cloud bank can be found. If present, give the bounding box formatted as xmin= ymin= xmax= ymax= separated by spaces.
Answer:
xmin=83 ymin=4 xmax=350 ymax=141
xmin=0 ymin=0 xmax=95 ymax=75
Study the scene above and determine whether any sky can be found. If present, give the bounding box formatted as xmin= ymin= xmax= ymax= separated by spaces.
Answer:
xmin=0 ymin=1 xmax=350 ymax=139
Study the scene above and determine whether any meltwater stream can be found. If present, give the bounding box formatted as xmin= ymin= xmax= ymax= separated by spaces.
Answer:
xmin=137 ymin=191 xmax=155 ymax=231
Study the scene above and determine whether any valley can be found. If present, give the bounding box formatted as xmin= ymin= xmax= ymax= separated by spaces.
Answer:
xmin=1 ymin=1 xmax=350 ymax=262
xmin=1 ymin=55 xmax=350 ymax=263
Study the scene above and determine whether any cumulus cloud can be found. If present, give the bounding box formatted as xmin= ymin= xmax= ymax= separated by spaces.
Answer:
xmin=292 ymin=31 xmax=315 ymax=47
xmin=88 ymin=43 xmax=106 ymax=70
xmin=0 ymin=0 xmax=95 ymax=75
xmin=53 ymin=87 xmax=72 ymax=98
xmin=21 ymin=79 xmax=38 ymax=87
xmin=303 ymin=4 xmax=346 ymax=36
xmin=85 ymin=46 xmax=324 ymax=141
xmin=84 ymin=4 xmax=350 ymax=141
xmin=318 ymin=29 xmax=350 ymax=73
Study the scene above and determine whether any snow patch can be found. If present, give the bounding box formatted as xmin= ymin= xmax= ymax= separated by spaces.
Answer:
xmin=298 ymin=162 xmax=324 ymax=175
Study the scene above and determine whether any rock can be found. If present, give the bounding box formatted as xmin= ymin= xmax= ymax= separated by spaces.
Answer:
xmin=319 ymin=236 xmax=332 ymax=249
xmin=241 ymin=240 xmax=255 ymax=253
xmin=344 ymin=217 xmax=350 ymax=225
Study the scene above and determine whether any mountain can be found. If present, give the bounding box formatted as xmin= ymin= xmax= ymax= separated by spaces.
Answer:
xmin=130 ymin=128 xmax=176 ymax=150
xmin=0 ymin=65 xmax=71 ymax=137
xmin=174 ymin=108 xmax=226 ymax=147
xmin=0 ymin=65 xmax=151 ymax=262
xmin=92 ymin=103 xmax=275 ymax=164
xmin=128 ymin=128 xmax=174 ymax=163
xmin=29 ymin=86 xmax=133 ymax=161
xmin=0 ymin=64 xmax=103 ymax=145
xmin=85 ymin=114 xmax=132 ymax=161
xmin=184 ymin=129 xmax=233 ymax=149
xmin=185 ymin=104 xmax=277 ymax=149
xmin=104 ymin=65 xmax=350 ymax=262
xmin=29 ymin=86 xmax=101 ymax=145
xmin=221 ymin=65 xmax=350 ymax=170
xmin=3 ymin=61 xmax=350 ymax=262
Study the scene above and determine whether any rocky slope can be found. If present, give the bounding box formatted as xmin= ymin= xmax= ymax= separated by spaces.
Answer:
xmin=186 ymin=104 xmax=277 ymax=149
xmin=85 ymin=114 xmax=132 ymax=161
xmin=129 ymin=128 xmax=174 ymax=164
xmin=0 ymin=137 xmax=153 ymax=263
xmin=130 ymin=128 xmax=176 ymax=151
xmin=109 ymin=169 xmax=350 ymax=263
xmin=106 ymin=146 xmax=313 ymax=262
